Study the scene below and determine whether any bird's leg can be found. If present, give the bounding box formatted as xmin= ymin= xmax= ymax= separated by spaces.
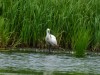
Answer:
xmin=48 ymin=45 xmax=51 ymax=53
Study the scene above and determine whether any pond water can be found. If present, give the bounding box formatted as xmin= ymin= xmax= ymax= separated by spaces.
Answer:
xmin=0 ymin=51 xmax=99 ymax=75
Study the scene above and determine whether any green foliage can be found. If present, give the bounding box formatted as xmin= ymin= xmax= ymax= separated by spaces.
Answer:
xmin=0 ymin=17 xmax=10 ymax=47
xmin=0 ymin=0 xmax=100 ymax=54
xmin=72 ymin=28 xmax=91 ymax=57
xmin=93 ymin=15 xmax=100 ymax=51
xmin=0 ymin=69 xmax=93 ymax=75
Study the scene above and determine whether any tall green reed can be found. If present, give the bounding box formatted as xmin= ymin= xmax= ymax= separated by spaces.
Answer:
xmin=0 ymin=0 xmax=99 ymax=55
xmin=0 ymin=17 xmax=10 ymax=48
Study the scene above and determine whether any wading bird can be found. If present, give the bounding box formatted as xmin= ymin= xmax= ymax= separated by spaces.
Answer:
xmin=45 ymin=28 xmax=58 ymax=52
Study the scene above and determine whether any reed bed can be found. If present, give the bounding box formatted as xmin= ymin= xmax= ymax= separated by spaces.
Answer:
xmin=0 ymin=0 xmax=100 ymax=56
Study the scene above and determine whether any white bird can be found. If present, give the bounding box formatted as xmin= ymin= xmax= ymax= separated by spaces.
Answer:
xmin=45 ymin=28 xmax=58 ymax=52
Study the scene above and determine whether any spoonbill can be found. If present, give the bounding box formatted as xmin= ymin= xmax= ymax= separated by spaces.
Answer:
xmin=45 ymin=28 xmax=58 ymax=52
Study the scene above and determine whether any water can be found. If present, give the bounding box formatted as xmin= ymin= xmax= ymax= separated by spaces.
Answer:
xmin=0 ymin=52 xmax=99 ymax=75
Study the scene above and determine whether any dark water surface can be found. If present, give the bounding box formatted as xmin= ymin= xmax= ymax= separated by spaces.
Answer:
xmin=0 ymin=51 xmax=99 ymax=75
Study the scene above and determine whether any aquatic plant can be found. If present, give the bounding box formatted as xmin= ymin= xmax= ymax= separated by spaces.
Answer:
xmin=0 ymin=0 xmax=99 ymax=54
xmin=72 ymin=28 xmax=91 ymax=57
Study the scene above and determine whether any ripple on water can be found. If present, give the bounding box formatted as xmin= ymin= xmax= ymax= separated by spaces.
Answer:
xmin=0 ymin=52 xmax=99 ymax=74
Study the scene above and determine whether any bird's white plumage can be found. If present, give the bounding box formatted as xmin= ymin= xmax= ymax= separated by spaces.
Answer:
xmin=45 ymin=28 xmax=57 ymax=46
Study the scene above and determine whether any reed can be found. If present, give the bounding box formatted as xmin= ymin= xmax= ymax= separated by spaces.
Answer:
xmin=72 ymin=28 xmax=91 ymax=57
xmin=0 ymin=0 xmax=100 ymax=55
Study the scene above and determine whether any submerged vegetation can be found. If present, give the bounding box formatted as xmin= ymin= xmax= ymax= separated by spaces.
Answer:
xmin=0 ymin=0 xmax=100 ymax=55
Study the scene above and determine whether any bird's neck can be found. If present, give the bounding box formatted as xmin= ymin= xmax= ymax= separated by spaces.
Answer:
xmin=47 ymin=32 xmax=50 ymax=36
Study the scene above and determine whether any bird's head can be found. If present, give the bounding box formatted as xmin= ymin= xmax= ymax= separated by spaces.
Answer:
xmin=46 ymin=28 xmax=50 ymax=34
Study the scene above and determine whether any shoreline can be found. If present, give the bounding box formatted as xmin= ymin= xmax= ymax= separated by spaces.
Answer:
xmin=0 ymin=48 xmax=99 ymax=56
